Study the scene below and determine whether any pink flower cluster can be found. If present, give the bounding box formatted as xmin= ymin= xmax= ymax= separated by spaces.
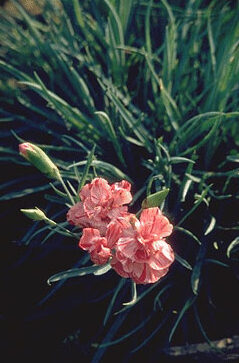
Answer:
xmin=67 ymin=178 xmax=132 ymax=235
xmin=67 ymin=178 xmax=174 ymax=284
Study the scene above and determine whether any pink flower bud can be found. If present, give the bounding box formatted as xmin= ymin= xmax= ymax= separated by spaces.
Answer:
xmin=19 ymin=142 xmax=60 ymax=180
xmin=19 ymin=142 xmax=35 ymax=158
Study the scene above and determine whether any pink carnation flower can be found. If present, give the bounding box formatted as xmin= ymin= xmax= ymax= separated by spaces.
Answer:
xmin=79 ymin=228 xmax=111 ymax=265
xmin=108 ymin=208 xmax=174 ymax=284
xmin=67 ymin=178 xmax=132 ymax=236
xmin=78 ymin=207 xmax=174 ymax=282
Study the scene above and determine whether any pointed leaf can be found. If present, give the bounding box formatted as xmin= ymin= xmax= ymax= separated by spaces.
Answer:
xmin=227 ymin=237 xmax=239 ymax=258
xmin=142 ymin=188 xmax=169 ymax=209
xmin=204 ymin=215 xmax=216 ymax=235
xmin=47 ymin=263 xmax=111 ymax=285
xmin=123 ymin=281 xmax=137 ymax=306
xmin=169 ymin=295 xmax=196 ymax=342
xmin=93 ymin=263 xmax=112 ymax=275
xmin=191 ymin=244 xmax=206 ymax=295
xmin=175 ymin=253 xmax=192 ymax=270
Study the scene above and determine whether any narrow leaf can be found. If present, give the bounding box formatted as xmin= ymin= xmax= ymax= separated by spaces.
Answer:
xmin=204 ymin=215 xmax=216 ymax=235
xmin=169 ymin=295 xmax=196 ymax=342
xmin=77 ymin=145 xmax=96 ymax=192
xmin=227 ymin=237 xmax=239 ymax=258
xmin=191 ymin=243 xmax=206 ymax=295
xmin=93 ymin=263 xmax=112 ymax=275
xmin=170 ymin=157 xmax=195 ymax=164
xmin=174 ymin=226 xmax=201 ymax=245
xmin=104 ymin=279 xmax=126 ymax=326
xmin=47 ymin=263 xmax=111 ymax=285
xmin=175 ymin=253 xmax=192 ymax=270
xmin=204 ymin=259 xmax=229 ymax=268
xmin=123 ymin=281 xmax=137 ymax=306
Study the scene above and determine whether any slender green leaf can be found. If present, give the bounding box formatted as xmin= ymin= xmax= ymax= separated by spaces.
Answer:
xmin=174 ymin=226 xmax=201 ymax=245
xmin=177 ymin=186 xmax=210 ymax=226
xmin=77 ymin=145 xmax=96 ymax=192
xmin=175 ymin=253 xmax=192 ymax=271
xmin=68 ymin=159 xmax=133 ymax=183
xmin=227 ymin=237 xmax=239 ymax=258
xmin=123 ymin=281 xmax=137 ymax=306
xmin=204 ymin=215 xmax=216 ymax=235
xmin=104 ymin=278 xmax=126 ymax=326
xmin=169 ymin=295 xmax=196 ymax=342
xmin=47 ymin=262 xmax=111 ymax=285
xmin=191 ymin=243 xmax=206 ymax=295
xmin=204 ymin=259 xmax=229 ymax=268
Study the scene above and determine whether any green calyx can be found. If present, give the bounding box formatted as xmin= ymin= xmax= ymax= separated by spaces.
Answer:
xmin=21 ymin=143 xmax=61 ymax=180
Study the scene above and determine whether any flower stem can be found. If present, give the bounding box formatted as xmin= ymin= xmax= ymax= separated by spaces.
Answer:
xmin=45 ymin=218 xmax=79 ymax=239
xmin=58 ymin=174 xmax=75 ymax=205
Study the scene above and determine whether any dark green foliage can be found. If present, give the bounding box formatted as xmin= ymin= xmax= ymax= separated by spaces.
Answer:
xmin=0 ymin=0 xmax=239 ymax=361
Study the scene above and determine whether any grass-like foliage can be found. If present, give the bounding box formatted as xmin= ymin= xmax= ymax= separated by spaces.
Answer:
xmin=0 ymin=0 xmax=239 ymax=360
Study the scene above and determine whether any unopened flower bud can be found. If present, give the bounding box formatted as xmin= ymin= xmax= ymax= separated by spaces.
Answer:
xmin=19 ymin=142 xmax=60 ymax=180
xmin=20 ymin=207 xmax=47 ymax=221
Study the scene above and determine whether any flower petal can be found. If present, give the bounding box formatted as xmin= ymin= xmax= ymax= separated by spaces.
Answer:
xmin=111 ymin=180 xmax=132 ymax=206
xmin=107 ymin=206 xmax=128 ymax=220
xmin=140 ymin=207 xmax=173 ymax=239
xmin=90 ymin=178 xmax=112 ymax=205
xmin=67 ymin=202 xmax=90 ymax=228
xmin=132 ymin=264 xmax=169 ymax=284
xmin=116 ymin=237 xmax=139 ymax=259
xmin=131 ymin=261 xmax=144 ymax=278
xmin=79 ymin=228 xmax=101 ymax=251
xmin=79 ymin=183 xmax=91 ymax=201
xmin=106 ymin=219 xmax=123 ymax=249
xmin=110 ymin=256 xmax=131 ymax=278
xmin=144 ymin=265 xmax=169 ymax=284
xmin=90 ymin=244 xmax=111 ymax=265
xmin=112 ymin=180 xmax=131 ymax=192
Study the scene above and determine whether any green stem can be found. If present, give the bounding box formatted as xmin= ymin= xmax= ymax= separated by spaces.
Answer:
xmin=45 ymin=218 xmax=79 ymax=239
xmin=58 ymin=174 xmax=75 ymax=205
xmin=123 ymin=281 xmax=137 ymax=306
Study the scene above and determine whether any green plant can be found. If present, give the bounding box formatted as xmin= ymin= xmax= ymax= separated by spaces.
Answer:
xmin=1 ymin=0 xmax=239 ymax=360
